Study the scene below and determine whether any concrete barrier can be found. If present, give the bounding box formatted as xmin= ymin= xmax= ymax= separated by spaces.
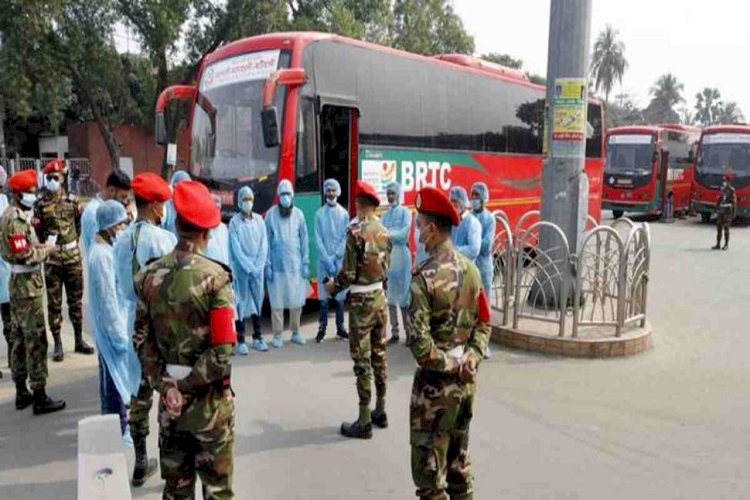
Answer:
xmin=77 ymin=414 xmax=131 ymax=500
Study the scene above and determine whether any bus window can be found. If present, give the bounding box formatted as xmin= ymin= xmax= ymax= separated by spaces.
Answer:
xmin=295 ymin=97 xmax=318 ymax=193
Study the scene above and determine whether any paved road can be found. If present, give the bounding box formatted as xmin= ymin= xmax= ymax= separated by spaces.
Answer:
xmin=0 ymin=216 xmax=748 ymax=499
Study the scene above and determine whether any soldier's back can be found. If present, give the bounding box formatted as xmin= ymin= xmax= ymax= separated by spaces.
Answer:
xmin=349 ymin=215 xmax=392 ymax=285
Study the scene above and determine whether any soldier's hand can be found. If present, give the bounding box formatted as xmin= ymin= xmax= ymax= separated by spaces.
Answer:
xmin=165 ymin=387 xmax=184 ymax=418
xmin=324 ymin=278 xmax=336 ymax=296
xmin=43 ymin=245 xmax=59 ymax=258
xmin=458 ymin=355 xmax=478 ymax=384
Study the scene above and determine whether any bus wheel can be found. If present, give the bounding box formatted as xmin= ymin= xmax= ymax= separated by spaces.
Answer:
xmin=612 ymin=210 xmax=624 ymax=219
xmin=700 ymin=212 xmax=711 ymax=224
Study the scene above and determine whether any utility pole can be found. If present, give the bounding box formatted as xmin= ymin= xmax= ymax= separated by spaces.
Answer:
xmin=537 ymin=0 xmax=592 ymax=308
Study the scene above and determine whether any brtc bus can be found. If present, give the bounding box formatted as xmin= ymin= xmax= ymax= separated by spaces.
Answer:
xmin=602 ymin=124 xmax=700 ymax=219
xmin=691 ymin=125 xmax=750 ymax=222
xmin=154 ymin=32 xmax=605 ymax=293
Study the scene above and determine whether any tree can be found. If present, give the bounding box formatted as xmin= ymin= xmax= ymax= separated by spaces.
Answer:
xmin=694 ymin=87 xmax=722 ymax=127
xmin=643 ymin=73 xmax=684 ymax=123
xmin=481 ymin=52 xmax=522 ymax=69
xmin=590 ymin=24 xmax=627 ymax=109
xmin=392 ymin=0 xmax=474 ymax=55
xmin=606 ymin=93 xmax=644 ymax=128
xmin=716 ymin=101 xmax=744 ymax=125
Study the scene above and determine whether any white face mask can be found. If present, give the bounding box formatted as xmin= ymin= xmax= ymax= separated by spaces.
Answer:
xmin=326 ymin=197 xmax=337 ymax=206
xmin=46 ymin=179 xmax=61 ymax=193
xmin=20 ymin=192 xmax=37 ymax=209
xmin=241 ymin=201 xmax=253 ymax=214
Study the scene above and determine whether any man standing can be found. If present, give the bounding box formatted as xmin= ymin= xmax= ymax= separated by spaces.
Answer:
xmin=265 ymin=180 xmax=310 ymax=348
xmin=135 ymin=180 xmax=235 ymax=498
xmin=409 ymin=186 xmax=490 ymax=500
xmin=712 ymin=172 xmax=737 ymax=250
xmin=204 ymin=195 xmax=230 ymax=266
xmin=325 ymin=181 xmax=391 ymax=439
xmin=470 ymin=182 xmax=496 ymax=360
xmin=0 ymin=166 xmax=10 ymax=379
xmin=80 ymin=170 xmax=132 ymax=255
xmin=162 ymin=170 xmax=191 ymax=234
xmin=114 ymin=172 xmax=176 ymax=487
xmin=314 ymin=178 xmax=350 ymax=343
xmin=449 ymin=186 xmax=481 ymax=263
xmin=228 ymin=186 xmax=268 ymax=354
xmin=35 ymin=159 xmax=94 ymax=361
xmin=381 ymin=181 xmax=412 ymax=346
xmin=0 ymin=169 xmax=66 ymax=414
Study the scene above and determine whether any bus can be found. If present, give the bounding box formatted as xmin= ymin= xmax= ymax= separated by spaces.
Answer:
xmin=154 ymin=32 xmax=605 ymax=294
xmin=691 ymin=125 xmax=750 ymax=222
xmin=602 ymin=124 xmax=700 ymax=219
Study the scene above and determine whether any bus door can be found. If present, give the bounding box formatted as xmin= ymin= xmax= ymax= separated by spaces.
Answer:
xmin=319 ymin=104 xmax=359 ymax=215
xmin=658 ymin=149 xmax=670 ymax=213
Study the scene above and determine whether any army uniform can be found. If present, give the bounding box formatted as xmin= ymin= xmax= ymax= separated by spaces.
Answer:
xmin=135 ymin=181 xmax=235 ymax=499
xmin=714 ymin=182 xmax=737 ymax=250
xmin=331 ymin=182 xmax=392 ymax=437
xmin=408 ymin=188 xmax=490 ymax=500
xmin=34 ymin=187 xmax=91 ymax=359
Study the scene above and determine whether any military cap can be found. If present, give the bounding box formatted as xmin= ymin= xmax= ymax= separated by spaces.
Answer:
xmin=132 ymin=172 xmax=171 ymax=203
xmin=723 ymin=169 xmax=735 ymax=181
xmin=416 ymin=186 xmax=460 ymax=226
xmin=42 ymin=159 xmax=66 ymax=175
xmin=7 ymin=169 xmax=38 ymax=193
xmin=356 ymin=180 xmax=380 ymax=206
xmin=174 ymin=180 xmax=220 ymax=230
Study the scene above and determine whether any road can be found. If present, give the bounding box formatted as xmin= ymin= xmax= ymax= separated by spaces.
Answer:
xmin=0 ymin=215 xmax=747 ymax=499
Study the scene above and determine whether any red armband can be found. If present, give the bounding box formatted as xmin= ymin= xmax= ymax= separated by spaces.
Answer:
xmin=210 ymin=308 xmax=236 ymax=346
xmin=8 ymin=234 xmax=29 ymax=255
xmin=477 ymin=289 xmax=490 ymax=324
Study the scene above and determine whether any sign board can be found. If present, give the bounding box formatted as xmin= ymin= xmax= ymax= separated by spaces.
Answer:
xmin=551 ymin=78 xmax=587 ymax=158
xmin=702 ymin=133 xmax=750 ymax=145
xmin=608 ymin=134 xmax=654 ymax=145
xmin=200 ymin=50 xmax=281 ymax=92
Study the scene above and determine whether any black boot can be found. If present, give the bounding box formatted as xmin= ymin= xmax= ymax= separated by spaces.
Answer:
xmin=340 ymin=420 xmax=373 ymax=439
xmin=371 ymin=408 xmax=389 ymax=429
xmin=15 ymin=379 xmax=33 ymax=410
xmin=132 ymin=437 xmax=158 ymax=487
xmin=387 ymin=335 xmax=400 ymax=345
xmin=32 ymin=388 xmax=66 ymax=415
xmin=52 ymin=334 xmax=64 ymax=362
xmin=74 ymin=331 xmax=94 ymax=355
xmin=315 ymin=328 xmax=326 ymax=343
xmin=336 ymin=329 xmax=349 ymax=340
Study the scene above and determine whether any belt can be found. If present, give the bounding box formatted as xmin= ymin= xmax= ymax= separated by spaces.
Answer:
xmin=349 ymin=282 xmax=383 ymax=294
xmin=11 ymin=264 xmax=41 ymax=274
xmin=59 ymin=241 xmax=78 ymax=251
xmin=165 ymin=364 xmax=192 ymax=381
xmin=446 ymin=345 xmax=465 ymax=360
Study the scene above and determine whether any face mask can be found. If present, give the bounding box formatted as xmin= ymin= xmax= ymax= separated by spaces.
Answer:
xmin=326 ymin=197 xmax=337 ymax=207
xmin=417 ymin=223 xmax=433 ymax=246
xmin=20 ymin=192 xmax=37 ymax=209
xmin=112 ymin=229 xmax=125 ymax=244
xmin=47 ymin=179 xmax=61 ymax=193
xmin=279 ymin=194 xmax=292 ymax=208
xmin=241 ymin=201 xmax=253 ymax=214
xmin=471 ymin=199 xmax=483 ymax=212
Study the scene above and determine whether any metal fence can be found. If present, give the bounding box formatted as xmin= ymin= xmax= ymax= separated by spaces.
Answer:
xmin=1 ymin=157 xmax=96 ymax=196
xmin=488 ymin=214 xmax=651 ymax=339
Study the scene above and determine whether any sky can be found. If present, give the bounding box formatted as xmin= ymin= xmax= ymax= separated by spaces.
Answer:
xmin=454 ymin=0 xmax=750 ymax=121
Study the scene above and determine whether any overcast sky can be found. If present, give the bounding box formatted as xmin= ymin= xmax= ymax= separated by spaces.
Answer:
xmin=454 ymin=0 xmax=749 ymax=120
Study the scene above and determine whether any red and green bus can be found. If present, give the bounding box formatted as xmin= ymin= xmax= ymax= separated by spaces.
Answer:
xmin=155 ymin=32 xmax=605 ymax=293
xmin=602 ymin=124 xmax=700 ymax=219
xmin=691 ymin=125 xmax=750 ymax=222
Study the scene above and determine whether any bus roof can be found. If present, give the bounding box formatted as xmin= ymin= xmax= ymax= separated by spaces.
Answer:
xmin=203 ymin=31 xmax=602 ymax=104
xmin=701 ymin=124 xmax=750 ymax=136
xmin=608 ymin=124 xmax=700 ymax=136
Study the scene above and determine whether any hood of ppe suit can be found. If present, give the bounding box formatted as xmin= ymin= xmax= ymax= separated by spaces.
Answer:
xmin=96 ymin=199 xmax=129 ymax=232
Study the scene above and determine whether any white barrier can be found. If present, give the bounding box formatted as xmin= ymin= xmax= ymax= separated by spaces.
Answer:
xmin=77 ymin=414 xmax=131 ymax=500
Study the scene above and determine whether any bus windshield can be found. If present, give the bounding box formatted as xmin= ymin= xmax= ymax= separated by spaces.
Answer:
xmin=698 ymin=142 xmax=750 ymax=175
xmin=190 ymin=50 xmax=290 ymax=180
xmin=606 ymin=135 xmax=654 ymax=174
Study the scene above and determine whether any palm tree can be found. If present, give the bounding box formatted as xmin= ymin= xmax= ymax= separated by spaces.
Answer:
xmin=590 ymin=25 xmax=628 ymax=108
xmin=644 ymin=74 xmax=684 ymax=123
xmin=716 ymin=101 xmax=745 ymax=125
xmin=695 ymin=88 xmax=722 ymax=126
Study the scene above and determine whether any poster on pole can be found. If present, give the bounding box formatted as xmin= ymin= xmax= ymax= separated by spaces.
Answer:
xmin=551 ymin=78 xmax=587 ymax=158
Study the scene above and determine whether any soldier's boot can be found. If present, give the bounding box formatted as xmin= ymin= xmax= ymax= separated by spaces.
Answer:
xmin=74 ymin=330 xmax=94 ymax=355
xmin=723 ymin=234 xmax=729 ymax=250
xmin=340 ymin=405 xmax=373 ymax=439
xmin=52 ymin=333 xmax=64 ymax=362
xmin=315 ymin=329 xmax=326 ymax=343
xmin=371 ymin=409 xmax=389 ymax=429
xmin=14 ymin=379 xmax=33 ymax=410
xmin=131 ymin=437 xmax=158 ymax=487
xmin=32 ymin=388 xmax=66 ymax=415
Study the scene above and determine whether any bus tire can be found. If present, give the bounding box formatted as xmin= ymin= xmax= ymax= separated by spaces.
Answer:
xmin=612 ymin=210 xmax=624 ymax=219
xmin=700 ymin=212 xmax=711 ymax=224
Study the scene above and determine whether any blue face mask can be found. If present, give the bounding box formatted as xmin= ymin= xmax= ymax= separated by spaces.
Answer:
xmin=471 ymin=199 xmax=483 ymax=212
xmin=279 ymin=194 xmax=292 ymax=208
xmin=47 ymin=179 xmax=61 ymax=193
xmin=241 ymin=201 xmax=253 ymax=214
xmin=326 ymin=197 xmax=337 ymax=206
xmin=20 ymin=192 xmax=37 ymax=209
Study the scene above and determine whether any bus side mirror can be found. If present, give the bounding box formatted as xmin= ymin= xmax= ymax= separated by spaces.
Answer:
xmin=155 ymin=113 xmax=167 ymax=146
xmin=262 ymin=107 xmax=280 ymax=148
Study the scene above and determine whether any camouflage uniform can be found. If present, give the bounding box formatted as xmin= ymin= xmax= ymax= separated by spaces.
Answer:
xmin=34 ymin=192 xmax=85 ymax=347
xmin=409 ymin=239 xmax=490 ymax=500
xmin=0 ymin=203 xmax=51 ymax=390
xmin=715 ymin=184 xmax=737 ymax=249
xmin=135 ymin=240 xmax=235 ymax=499
xmin=332 ymin=213 xmax=392 ymax=416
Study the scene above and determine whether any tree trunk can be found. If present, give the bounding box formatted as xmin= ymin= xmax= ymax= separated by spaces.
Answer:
xmin=72 ymin=68 xmax=121 ymax=171
xmin=0 ymin=96 xmax=6 ymax=165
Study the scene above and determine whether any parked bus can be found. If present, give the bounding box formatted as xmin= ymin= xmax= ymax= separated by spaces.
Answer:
xmin=155 ymin=32 xmax=605 ymax=294
xmin=691 ymin=125 xmax=750 ymax=222
xmin=602 ymin=124 xmax=700 ymax=219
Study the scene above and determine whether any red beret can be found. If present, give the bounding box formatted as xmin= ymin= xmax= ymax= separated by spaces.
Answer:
xmin=416 ymin=187 xmax=460 ymax=226
xmin=723 ymin=169 xmax=734 ymax=181
xmin=42 ymin=159 xmax=66 ymax=175
xmin=356 ymin=180 xmax=380 ymax=206
xmin=173 ymin=181 xmax=220 ymax=230
xmin=8 ymin=169 xmax=38 ymax=193
xmin=132 ymin=173 xmax=171 ymax=203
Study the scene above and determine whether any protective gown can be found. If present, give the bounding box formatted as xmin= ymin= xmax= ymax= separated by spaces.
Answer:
xmin=314 ymin=179 xmax=349 ymax=301
xmin=381 ymin=182 xmax=412 ymax=307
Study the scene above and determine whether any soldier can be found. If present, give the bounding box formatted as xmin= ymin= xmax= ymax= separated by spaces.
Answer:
xmin=35 ymin=159 xmax=94 ymax=361
xmin=712 ymin=172 xmax=737 ymax=251
xmin=325 ymin=181 xmax=392 ymax=439
xmin=114 ymin=172 xmax=176 ymax=487
xmin=135 ymin=180 xmax=235 ymax=498
xmin=409 ymin=187 xmax=490 ymax=500
xmin=0 ymin=169 xmax=66 ymax=414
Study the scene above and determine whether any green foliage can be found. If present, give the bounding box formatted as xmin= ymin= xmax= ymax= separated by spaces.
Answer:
xmin=481 ymin=52 xmax=523 ymax=69
xmin=391 ymin=0 xmax=474 ymax=55
xmin=590 ymin=24 xmax=627 ymax=106
xmin=643 ymin=73 xmax=684 ymax=124
xmin=694 ymin=87 xmax=744 ymax=126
